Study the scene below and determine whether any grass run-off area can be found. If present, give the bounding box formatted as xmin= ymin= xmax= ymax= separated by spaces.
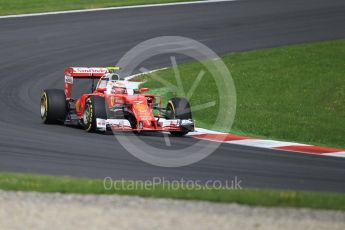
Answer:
xmin=1 ymin=172 xmax=345 ymax=210
xmin=0 ymin=0 xmax=193 ymax=16
xmin=137 ymin=39 xmax=345 ymax=149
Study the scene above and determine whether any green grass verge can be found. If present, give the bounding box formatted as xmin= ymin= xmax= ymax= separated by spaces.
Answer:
xmin=0 ymin=0 xmax=194 ymax=16
xmin=137 ymin=39 xmax=345 ymax=149
xmin=0 ymin=172 xmax=345 ymax=210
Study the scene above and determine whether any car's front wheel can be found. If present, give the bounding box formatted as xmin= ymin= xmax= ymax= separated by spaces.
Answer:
xmin=166 ymin=97 xmax=192 ymax=136
xmin=83 ymin=96 xmax=107 ymax=132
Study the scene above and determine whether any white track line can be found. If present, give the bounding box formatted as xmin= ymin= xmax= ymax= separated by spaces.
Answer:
xmin=227 ymin=139 xmax=310 ymax=148
xmin=0 ymin=0 xmax=237 ymax=19
xmin=322 ymin=152 xmax=345 ymax=158
xmin=187 ymin=127 xmax=225 ymax=135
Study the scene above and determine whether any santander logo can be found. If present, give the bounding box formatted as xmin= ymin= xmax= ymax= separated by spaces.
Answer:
xmin=74 ymin=67 xmax=108 ymax=74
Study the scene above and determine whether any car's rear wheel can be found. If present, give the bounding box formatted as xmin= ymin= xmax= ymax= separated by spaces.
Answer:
xmin=40 ymin=89 xmax=67 ymax=124
xmin=166 ymin=97 xmax=192 ymax=136
xmin=83 ymin=96 xmax=107 ymax=132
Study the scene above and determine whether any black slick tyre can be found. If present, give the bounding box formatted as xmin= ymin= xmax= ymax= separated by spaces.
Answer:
xmin=40 ymin=89 xmax=67 ymax=124
xmin=83 ymin=96 xmax=107 ymax=132
xmin=166 ymin=97 xmax=192 ymax=136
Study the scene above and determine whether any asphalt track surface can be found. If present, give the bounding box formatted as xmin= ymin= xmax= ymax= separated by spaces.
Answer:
xmin=0 ymin=0 xmax=345 ymax=192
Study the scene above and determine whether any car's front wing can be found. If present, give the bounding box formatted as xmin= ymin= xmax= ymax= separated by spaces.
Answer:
xmin=95 ymin=118 xmax=194 ymax=132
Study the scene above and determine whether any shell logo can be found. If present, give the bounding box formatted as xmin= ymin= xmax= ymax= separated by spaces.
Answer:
xmin=134 ymin=104 xmax=147 ymax=111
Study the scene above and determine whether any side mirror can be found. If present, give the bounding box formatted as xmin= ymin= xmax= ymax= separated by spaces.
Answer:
xmin=139 ymin=88 xmax=149 ymax=93
xmin=96 ymin=88 xmax=106 ymax=93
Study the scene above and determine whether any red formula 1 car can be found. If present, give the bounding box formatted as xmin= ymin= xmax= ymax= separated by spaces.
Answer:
xmin=40 ymin=67 xmax=194 ymax=136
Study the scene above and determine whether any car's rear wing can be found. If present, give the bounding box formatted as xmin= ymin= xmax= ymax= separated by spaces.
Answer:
xmin=64 ymin=67 xmax=113 ymax=78
xmin=64 ymin=67 xmax=119 ymax=99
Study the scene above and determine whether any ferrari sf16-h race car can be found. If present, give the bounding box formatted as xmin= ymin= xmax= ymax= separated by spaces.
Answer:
xmin=40 ymin=67 xmax=194 ymax=136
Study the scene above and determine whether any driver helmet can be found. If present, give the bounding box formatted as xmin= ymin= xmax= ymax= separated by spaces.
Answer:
xmin=111 ymin=81 xmax=126 ymax=94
